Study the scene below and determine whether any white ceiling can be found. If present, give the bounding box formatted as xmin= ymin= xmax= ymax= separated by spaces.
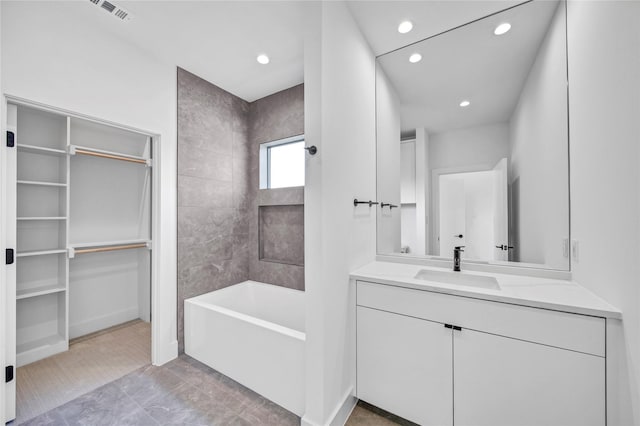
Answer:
xmin=347 ymin=0 xmax=525 ymax=57
xmin=375 ymin=0 xmax=562 ymax=134
xmin=76 ymin=0 xmax=549 ymax=106
xmin=83 ymin=0 xmax=306 ymax=102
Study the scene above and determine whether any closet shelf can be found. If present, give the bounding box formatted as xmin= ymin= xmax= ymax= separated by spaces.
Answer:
xmin=69 ymin=239 xmax=150 ymax=249
xmin=17 ymin=285 xmax=66 ymax=300
xmin=70 ymin=144 xmax=150 ymax=165
xmin=17 ymin=249 xmax=68 ymax=258
xmin=17 ymin=180 xmax=67 ymax=187
xmin=17 ymin=144 xmax=67 ymax=156
xmin=17 ymin=217 xmax=67 ymax=221
xmin=69 ymin=239 xmax=151 ymax=257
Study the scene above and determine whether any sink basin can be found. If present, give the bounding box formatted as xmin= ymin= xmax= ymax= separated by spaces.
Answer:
xmin=414 ymin=269 xmax=500 ymax=290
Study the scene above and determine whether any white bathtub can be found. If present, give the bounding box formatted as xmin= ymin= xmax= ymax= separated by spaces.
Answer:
xmin=184 ymin=280 xmax=305 ymax=416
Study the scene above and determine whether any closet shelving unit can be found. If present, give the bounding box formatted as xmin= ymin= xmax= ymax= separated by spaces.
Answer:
xmin=10 ymin=105 xmax=70 ymax=365
xmin=8 ymin=101 xmax=153 ymax=366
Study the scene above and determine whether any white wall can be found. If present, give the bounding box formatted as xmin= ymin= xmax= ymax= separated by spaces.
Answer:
xmin=567 ymin=1 xmax=640 ymax=424
xmin=509 ymin=2 xmax=568 ymax=270
xmin=429 ymin=123 xmax=509 ymax=171
xmin=1 ymin=1 xmax=178 ymax=365
xmin=303 ymin=2 xmax=377 ymax=425
xmin=376 ymin=67 xmax=401 ymax=254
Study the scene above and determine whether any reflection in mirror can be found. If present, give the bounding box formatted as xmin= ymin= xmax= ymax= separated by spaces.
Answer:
xmin=376 ymin=0 xmax=569 ymax=270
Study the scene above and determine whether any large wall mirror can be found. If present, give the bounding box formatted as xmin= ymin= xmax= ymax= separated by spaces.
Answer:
xmin=376 ymin=0 xmax=570 ymax=270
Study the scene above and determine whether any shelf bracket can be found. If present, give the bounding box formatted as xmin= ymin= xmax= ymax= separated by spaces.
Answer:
xmin=68 ymin=247 xmax=76 ymax=259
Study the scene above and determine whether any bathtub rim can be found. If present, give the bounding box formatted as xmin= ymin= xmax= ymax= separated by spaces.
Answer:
xmin=184 ymin=281 xmax=306 ymax=342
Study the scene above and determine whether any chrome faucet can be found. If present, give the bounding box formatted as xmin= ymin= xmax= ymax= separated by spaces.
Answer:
xmin=453 ymin=246 xmax=465 ymax=272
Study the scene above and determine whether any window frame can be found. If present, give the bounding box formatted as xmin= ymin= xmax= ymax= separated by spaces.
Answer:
xmin=259 ymin=134 xmax=305 ymax=189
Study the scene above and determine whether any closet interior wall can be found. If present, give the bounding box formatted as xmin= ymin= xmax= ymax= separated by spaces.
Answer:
xmin=9 ymin=101 xmax=152 ymax=367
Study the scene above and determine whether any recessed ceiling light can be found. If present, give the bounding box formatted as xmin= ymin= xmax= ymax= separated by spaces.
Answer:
xmin=398 ymin=21 xmax=413 ymax=34
xmin=460 ymin=100 xmax=471 ymax=107
xmin=409 ymin=53 xmax=422 ymax=63
xmin=494 ymin=23 xmax=511 ymax=35
xmin=257 ymin=54 xmax=270 ymax=65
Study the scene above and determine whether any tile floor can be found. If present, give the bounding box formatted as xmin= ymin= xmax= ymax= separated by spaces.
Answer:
xmin=20 ymin=355 xmax=297 ymax=425
xmin=15 ymin=320 xmax=151 ymax=423
xmin=19 ymin=354 xmax=410 ymax=426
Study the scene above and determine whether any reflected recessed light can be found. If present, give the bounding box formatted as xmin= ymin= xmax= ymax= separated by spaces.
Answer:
xmin=398 ymin=21 xmax=413 ymax=34
xmin=460 ymin=100 xmax=471 ymax=107
xmin=257 ymin=54 xmax=270 ymax=65
xmin=494 ymin=23 xmax=511 ymax=35
xmin=409 ymin=53 xmax=422 ymax=63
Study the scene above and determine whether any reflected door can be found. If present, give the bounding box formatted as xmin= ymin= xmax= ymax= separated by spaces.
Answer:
xmin=492 ymin=158 xmax=509 ymax=261
xmin=439 ymin=176 xmax=466 ymax=257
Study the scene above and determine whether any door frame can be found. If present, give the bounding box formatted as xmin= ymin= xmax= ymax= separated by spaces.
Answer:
xmin=1 ymin=95 xmax=165 ymax=421
xmin=431 ymin=163 xmax=494 ymax=256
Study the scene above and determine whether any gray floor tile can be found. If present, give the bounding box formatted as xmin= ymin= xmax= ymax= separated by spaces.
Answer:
xmin=117 ymin=407 xmax=159 ymax=426
xmin=19 ymin=355 xmax=305 ymax=426
xmin=18 ymin=408 xmax=68 ymax=426
xmin=56 ymin=382 xmax=139 ymax=426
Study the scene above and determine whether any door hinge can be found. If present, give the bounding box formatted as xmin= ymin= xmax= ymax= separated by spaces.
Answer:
xmin=444 ymin=324 xmax=462 ymax=331
xmin=6 ymin=131 xmax=15 ymax=148
xmin=6 ymin=248 xmax=14 ymax=265
xmin=5 ymin=365 xmax=14 ymax=383
xmin=444 ymin=324 xmax=453 ymax=329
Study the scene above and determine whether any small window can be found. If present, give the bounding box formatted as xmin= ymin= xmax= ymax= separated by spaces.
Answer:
xmin=260 ymin=135 xmax=305 ymax=189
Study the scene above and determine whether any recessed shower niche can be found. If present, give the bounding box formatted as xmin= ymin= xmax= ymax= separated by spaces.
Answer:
xmin=258 ymin=204 xmax=304 ymax=266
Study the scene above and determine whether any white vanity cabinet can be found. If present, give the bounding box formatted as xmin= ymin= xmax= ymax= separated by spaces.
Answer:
xmin=356 ymin=280 xmax=606 ymax=426
xmin=357 ymin=306 xmax=453 ymax=425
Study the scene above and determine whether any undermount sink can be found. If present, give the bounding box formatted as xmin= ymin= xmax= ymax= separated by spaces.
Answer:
xmin=414 ymin=269 xmax=500 ymax=290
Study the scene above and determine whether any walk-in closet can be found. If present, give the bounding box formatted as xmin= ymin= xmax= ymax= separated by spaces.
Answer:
xmin=4 ymin=100 xmax=154 ymax=422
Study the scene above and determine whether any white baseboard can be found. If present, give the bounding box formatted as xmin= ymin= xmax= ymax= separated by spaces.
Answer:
xmin=69 ymin=307 xmax=139 ymax=339
xmin=301 ymin=389 xmax=357 ymax=426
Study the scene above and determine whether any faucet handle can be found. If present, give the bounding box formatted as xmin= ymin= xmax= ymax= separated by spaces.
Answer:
xmin=454 ymin=246 xmax=465 ymax=251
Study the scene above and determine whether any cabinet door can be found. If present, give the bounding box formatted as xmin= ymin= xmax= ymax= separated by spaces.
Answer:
xmin=454 ymin=329 xmax=605 ymax=426
xmin=357 ymin=306 xmax=453 ymax=425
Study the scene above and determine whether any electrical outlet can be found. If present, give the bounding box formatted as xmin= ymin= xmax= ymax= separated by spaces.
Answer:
xmin=571 ymin=240 xmax=579 ymax=262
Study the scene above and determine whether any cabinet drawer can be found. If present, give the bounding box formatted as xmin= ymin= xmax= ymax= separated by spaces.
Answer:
xmin=356 ymin=281 xmax=605 ymax=357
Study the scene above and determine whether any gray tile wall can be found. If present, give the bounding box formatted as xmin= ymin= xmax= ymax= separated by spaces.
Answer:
xmin=259 ymin=205 xmax=305 ymax=266
xmin=248 ymin=84 xmax=305 ymax=290
xmin=177 ymin=68 xmax=250 ymax=353
xmin=177 ymin=71 xmax=304 ymax=352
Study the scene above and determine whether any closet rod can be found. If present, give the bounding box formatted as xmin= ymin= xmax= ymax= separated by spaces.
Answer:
xmin=74 ymin=243 xmax=148 ymax=255
xmin=74 ymin=148 xmax=148 ymax=165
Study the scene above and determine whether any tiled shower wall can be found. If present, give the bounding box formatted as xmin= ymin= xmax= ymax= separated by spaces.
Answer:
xmin=248 ymin=84 xmax=305 ymax=290
xmin=177 ymin=68 xmax=250 ymax=353
xmin=177 ymin=70 xmax=304 ymax=351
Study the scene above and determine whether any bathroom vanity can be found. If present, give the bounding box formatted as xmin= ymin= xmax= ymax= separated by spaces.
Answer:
xmin=351 ymin=261 xmax=620 ymax=426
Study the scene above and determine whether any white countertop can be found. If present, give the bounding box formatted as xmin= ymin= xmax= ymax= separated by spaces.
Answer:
xmin=351 ymin=261 xmax=622 ymax=319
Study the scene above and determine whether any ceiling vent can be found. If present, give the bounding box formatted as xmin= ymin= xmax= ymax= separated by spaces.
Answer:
xmin=88 ymin=0 xmax=132 ymax=22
